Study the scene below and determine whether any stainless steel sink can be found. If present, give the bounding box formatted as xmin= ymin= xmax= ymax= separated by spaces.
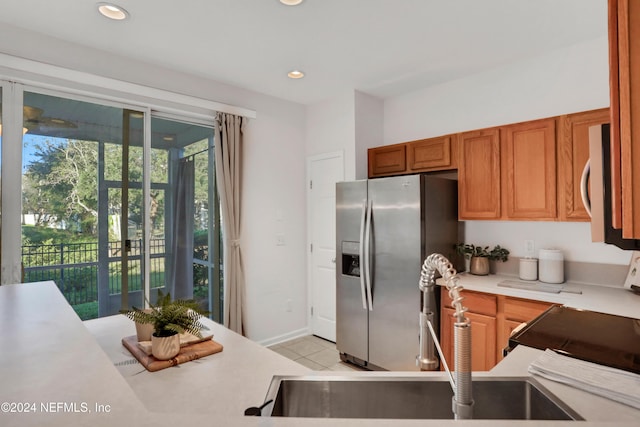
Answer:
xmin=259 ymin=376 xmax=583 ymax=420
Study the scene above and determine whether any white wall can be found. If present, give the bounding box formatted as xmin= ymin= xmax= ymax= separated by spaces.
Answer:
xmin=382 ymin=36 xmax=631 ymax=266
xmin=241 ymin=104 xmax=308 ymax=342
xmin=305 ymin=90 xmax=384 ymax=182
xmin=306 ymin=91 xmax=356 ymax=180
xmin=0 ymin=24 xmax=309 ymax=343
xmin=384 ymin=36 xmax=610 ymax=142
xmin=354 ymin=91 xmax=384 ymax=179
xmin=465 ymin=221 xmax=627 ymax=264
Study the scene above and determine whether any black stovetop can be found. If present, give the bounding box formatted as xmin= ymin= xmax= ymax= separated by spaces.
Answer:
xmin=509 ymin=305 xmax=640 ymax=375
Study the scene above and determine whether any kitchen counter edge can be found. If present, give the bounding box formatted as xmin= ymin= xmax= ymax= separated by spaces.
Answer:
xmin=1 ymin=281 xmax=638 ymax=427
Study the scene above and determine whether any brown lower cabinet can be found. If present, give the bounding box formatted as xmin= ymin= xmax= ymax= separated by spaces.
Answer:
xmin=440 ymin=288 xmax=553 ymax=371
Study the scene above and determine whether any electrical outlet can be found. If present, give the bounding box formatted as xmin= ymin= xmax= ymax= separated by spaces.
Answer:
xmin=276 ymin=233 xmax=285 ymax=246
xmin=286 ymin=299 xmax=292 ymax=312
xmin=525 ymin=240 xmax=535 ymax=254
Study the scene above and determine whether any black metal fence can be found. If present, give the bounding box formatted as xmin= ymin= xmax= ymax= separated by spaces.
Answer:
xmin=21 ymin=239 xmax=220 ymax=322
xmin=21 ymin=240 xmax=167 ymax=306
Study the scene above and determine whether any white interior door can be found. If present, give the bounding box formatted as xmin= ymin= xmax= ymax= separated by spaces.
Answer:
xmin=308 ymin=151 xmax=344 ymax=342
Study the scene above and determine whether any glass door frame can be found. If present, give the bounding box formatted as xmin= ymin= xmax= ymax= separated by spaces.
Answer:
xmin=1 ymin=79 xmax=222 ymax=321
xmin=1 ymin=81 xmax=26 ymax=284
xmin=151 ymin=111 xmax=221 ymax=319
xmin=1 ymin=82 xmax=154 ymax=312
xmin=119 ymin=108 xmax=152 ymax=310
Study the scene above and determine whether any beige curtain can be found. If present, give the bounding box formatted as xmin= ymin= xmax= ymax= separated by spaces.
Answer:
xmin=214 ymin=112 xmax=246 ymax=334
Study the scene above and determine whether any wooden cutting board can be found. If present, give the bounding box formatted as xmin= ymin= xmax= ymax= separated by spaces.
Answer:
xmin=136 ymin=331 xmax=215 ymax=356
xmin=122 ymin=335 xmax=223 ymax=372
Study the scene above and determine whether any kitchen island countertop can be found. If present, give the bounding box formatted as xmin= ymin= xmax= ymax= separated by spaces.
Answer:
xmin=1 ymin=280 xmax=639 ymax=427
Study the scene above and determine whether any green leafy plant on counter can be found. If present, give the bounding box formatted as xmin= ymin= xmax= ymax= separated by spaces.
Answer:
xmin=454 ymin=243 xmax=510 ymax=262
xmin=120 ymin=290 xmax=210 ymax=338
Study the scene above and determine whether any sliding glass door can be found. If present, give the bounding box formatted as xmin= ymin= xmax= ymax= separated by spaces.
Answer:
xmin=0 ymin=83 xmax=223 ymax=322
xmin=19 ymin=91 xmax=146 ymax=317
xmin=151 ymin=115 xmax=221 ymax=320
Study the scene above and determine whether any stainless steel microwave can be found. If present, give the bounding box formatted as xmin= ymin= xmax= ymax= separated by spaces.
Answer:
xmin=584 ymin=124 xmax=640 ymax=250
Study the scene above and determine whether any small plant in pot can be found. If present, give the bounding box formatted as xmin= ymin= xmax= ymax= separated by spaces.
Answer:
xmin=454 ymin=243 xmax=510 ymax=275
xmin=121 ymin=291 xmax=210 ymax=360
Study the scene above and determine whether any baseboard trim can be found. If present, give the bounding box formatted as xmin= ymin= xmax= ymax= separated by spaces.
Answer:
xmin=258 ymin=327 xmax=310 ymax=347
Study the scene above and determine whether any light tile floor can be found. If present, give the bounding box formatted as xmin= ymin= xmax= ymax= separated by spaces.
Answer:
xmin=268 ymin=335 xmax=365 ymax=371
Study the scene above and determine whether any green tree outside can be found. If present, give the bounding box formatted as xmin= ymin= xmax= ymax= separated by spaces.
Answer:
xmin=21 ymin=135 xmax=217 ymax=320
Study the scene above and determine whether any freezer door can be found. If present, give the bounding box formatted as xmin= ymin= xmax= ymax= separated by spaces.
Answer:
xmin=335 ymin=180 xmax=368 ymax=362
xmin=367 ymin=175 xmax=423 ymax=371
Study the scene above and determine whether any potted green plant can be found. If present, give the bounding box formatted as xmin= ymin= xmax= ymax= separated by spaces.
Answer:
xmin=454 ymin=243 xmax=510 ymax=275
xmin=121 ymin=291 xmax=210 ymax=360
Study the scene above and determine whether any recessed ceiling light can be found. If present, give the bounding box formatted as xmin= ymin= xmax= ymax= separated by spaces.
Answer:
xmin=97 ymin=3 xmax=129 ymax=21
xmin=287 ymin=70 xmax=305 ymax=79
xmin=280 ymin=0 xmax=304 ymax=5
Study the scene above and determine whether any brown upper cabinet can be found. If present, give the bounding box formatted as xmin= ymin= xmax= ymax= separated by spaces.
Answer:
xmin=367 ymin=144 xmax=406 ymax=177
xmin=458 ymin=119 xmax=557 ymax=220
xmin=502 ymin=118 xmax=557 ymax=220
xmin=609 ymin=0 xmax=640 ymax=239
xmin=458 ymin=129 xmax=502 ymax=219
xmin=407 ymin=135 xmax=456 ymax=171
xmin=368 ymin=135 xmax=457 ymax=178
xmin=457 ymin=112 xmax=609 ymax=221
xmin=557 ymin=109 xmax=610 ymax=221
xmin=367 ymin=108 xmax=610 ymax=222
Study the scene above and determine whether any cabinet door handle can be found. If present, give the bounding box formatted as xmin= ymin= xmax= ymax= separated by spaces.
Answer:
xmin=580 ymin=159 xmax=591 ymax=217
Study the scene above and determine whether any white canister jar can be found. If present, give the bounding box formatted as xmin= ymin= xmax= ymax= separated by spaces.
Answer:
xmin=538 ymin=249 xmax=564 ymax=284
xmin=519 ymin=257 xmax=538 ymax=281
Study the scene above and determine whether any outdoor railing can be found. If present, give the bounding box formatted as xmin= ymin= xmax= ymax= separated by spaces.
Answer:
xmin=21 ymin=239 xmax=167 ymax=306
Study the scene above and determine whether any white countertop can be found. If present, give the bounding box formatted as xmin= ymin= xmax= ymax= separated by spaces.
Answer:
xmin=439 ymin=272 xmax=640 ymax=319
xmin=1 ymin=280 xmax=639 ymax=427
xmin=83 ymin=312 xmax=311 ymax=416
xmin=0 ymin=281 xmax=144 ymax=427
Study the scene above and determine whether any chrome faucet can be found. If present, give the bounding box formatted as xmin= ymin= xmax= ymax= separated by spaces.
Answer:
xmin=416 ymin=253 xmax=474 ymax=420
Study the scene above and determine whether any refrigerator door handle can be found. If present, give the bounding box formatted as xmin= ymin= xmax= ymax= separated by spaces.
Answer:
xmin=364 ymin=199 xmax=374 ymax=311
xmin=358 ymin=199 xmax=368 ymax=310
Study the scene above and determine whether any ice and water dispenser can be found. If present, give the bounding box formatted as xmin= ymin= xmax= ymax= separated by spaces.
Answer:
xmin=341 ymin=241 xmax=360 ymax=277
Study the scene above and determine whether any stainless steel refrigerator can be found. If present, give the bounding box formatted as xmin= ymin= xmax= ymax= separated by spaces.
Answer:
xmin=336 ymin=174 xmax=459 ymax=371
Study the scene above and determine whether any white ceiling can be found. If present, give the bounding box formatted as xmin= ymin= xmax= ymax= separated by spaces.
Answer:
xmin=0 ymin=0 xmax=607 ymax=105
